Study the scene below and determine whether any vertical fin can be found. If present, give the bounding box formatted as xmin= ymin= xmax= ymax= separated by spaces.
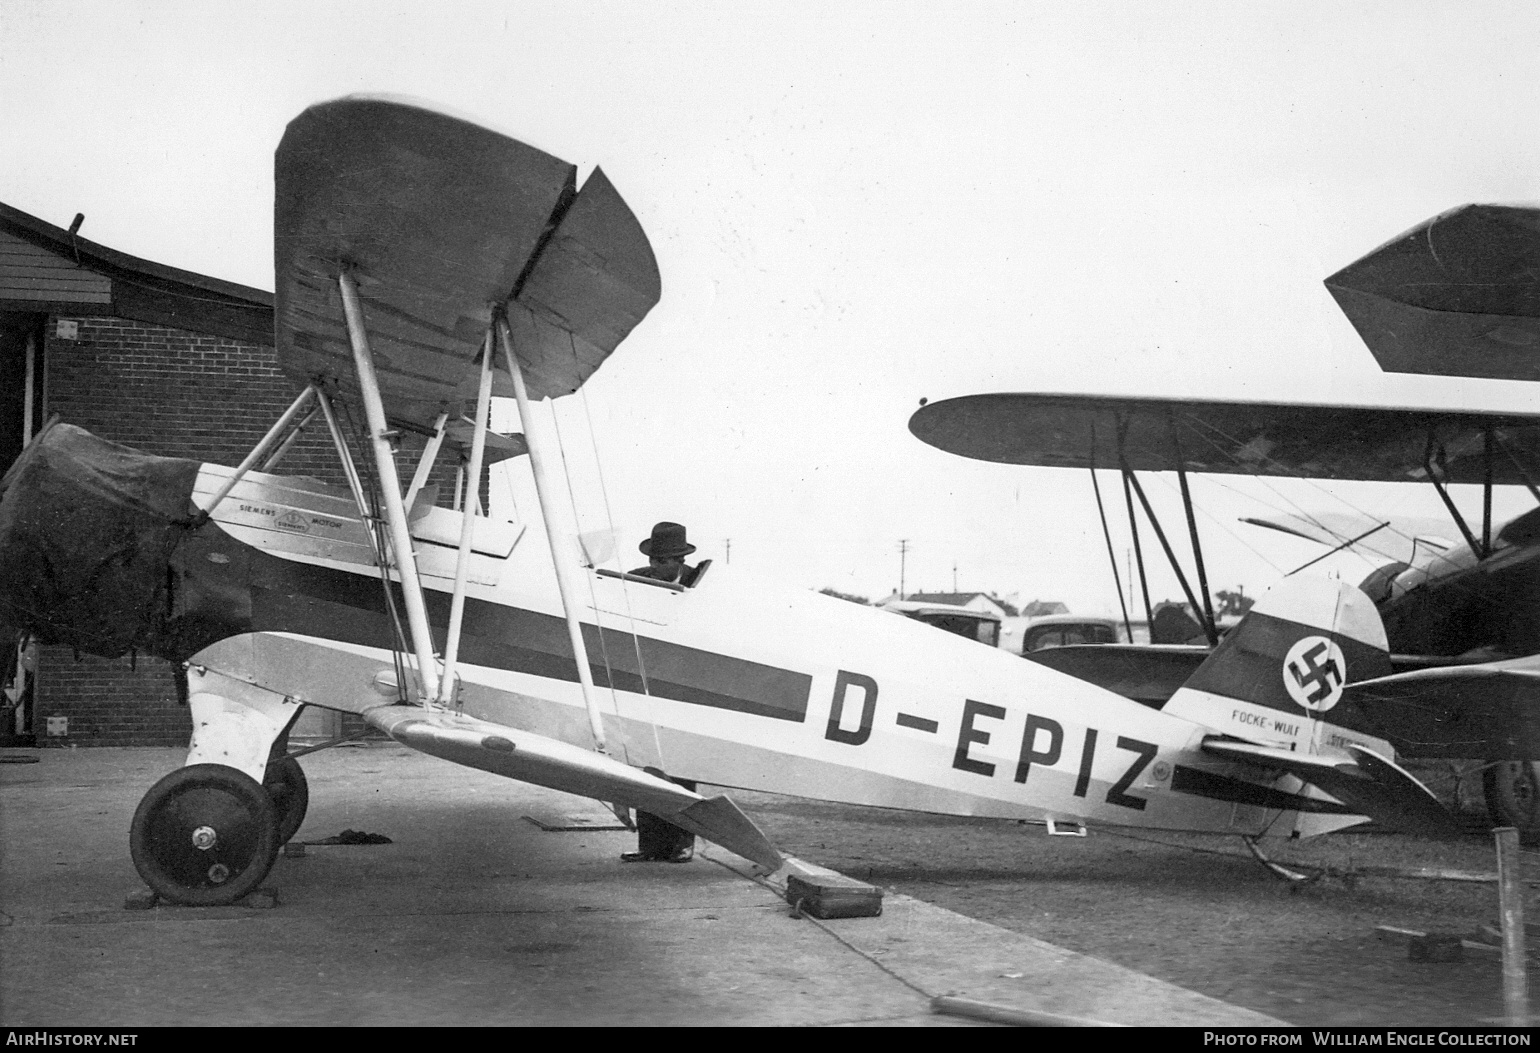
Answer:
xmin=1164 ymin=577 xmax=1392 ymax=754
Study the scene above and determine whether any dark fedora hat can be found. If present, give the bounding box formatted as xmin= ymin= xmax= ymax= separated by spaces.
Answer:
xmin=640 ymin=521 xmax=696 ymax=558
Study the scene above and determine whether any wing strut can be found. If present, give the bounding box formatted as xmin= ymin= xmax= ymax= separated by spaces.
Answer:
xmin=197 ymin=384 xmax=317 ymax=517
xmin=404 ymin=411 xmax=450 ymax=513
xmin=1087 ymin=431 xmax=1134 ymax=642
xmin=497 ymin=315 xmax=610 ymax=754
xmin=437 ymin=331 xmax=495 ymax=706
xmin=1121 ymin=461 xmax=1218 ymax=646
xmin=1110 ymin=413 xmax=1218 ymax=646
xmin=338 ymin=271 xmax=441 ymax=702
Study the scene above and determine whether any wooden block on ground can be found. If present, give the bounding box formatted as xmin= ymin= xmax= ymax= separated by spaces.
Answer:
xmin=786 ymin=872 xmax=883 ymax=920
xmin=123 ymin=888 xmax=158 ymax=911
xmin=241 ymin=888 xmax=280 ymax=909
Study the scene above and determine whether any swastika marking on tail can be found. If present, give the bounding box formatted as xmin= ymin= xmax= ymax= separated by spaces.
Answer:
xmin=1282 ymin=636 xmax=1345 ymax=713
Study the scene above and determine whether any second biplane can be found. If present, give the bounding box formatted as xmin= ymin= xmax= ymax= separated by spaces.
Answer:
xmin=908 ymin=203 xmax=1540 ymax=835
xmin=0 ymin=98 xmax=1480 ymax=905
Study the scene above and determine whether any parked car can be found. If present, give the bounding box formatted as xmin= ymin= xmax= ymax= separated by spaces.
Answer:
xmin=878 ymin=599 xmax=1002 ymax=647
xmin=1002 ymin=613 xmax=1122 ymax=656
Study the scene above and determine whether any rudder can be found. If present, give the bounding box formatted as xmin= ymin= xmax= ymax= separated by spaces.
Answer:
xmin=1164 ymin=577 xmax=1393 ymax=754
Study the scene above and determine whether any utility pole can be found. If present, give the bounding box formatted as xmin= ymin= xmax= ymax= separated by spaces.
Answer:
xmin=898 ymin=539 xmax=910 ymax=599
xmin=952 ymin=561 xmax=958 ymax=593
xmin=724 ymin=538 xmax=731 ymax=565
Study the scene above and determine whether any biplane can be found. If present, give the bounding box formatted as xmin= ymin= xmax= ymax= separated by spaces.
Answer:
xmin=909 ymin=203 xmax=1540 ymax=836
xmin=0 ymin=97 xmax=1474 ymax=907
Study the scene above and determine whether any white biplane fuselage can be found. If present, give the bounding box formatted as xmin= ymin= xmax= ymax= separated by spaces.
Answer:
xmin=184 ymin=459 xmax=1299 ymax=837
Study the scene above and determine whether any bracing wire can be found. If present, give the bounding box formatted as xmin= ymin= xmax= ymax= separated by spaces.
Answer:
xmin=337 ymin=398 xmax=412 ymax=702
xmin=1141 ymin=409 xmax=1530 ymax=629
xmin=547 ymin=374 xmax=634 ymax=767
xmin=1167 ymin=409 xmax=1499 ymax=572
xmin=576 ymin=376 xmax=667 ymax=770
xmin=1176 ymin=409 xmax=1476 ymax=564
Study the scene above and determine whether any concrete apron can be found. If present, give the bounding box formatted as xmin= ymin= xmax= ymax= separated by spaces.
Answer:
xmin=0 ymin=746 xmax=1281 ymax=1027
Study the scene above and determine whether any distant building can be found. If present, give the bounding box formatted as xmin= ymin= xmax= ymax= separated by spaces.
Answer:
xmin=1019 ymin=599 xmax=1069 ymax=618
xmin=888 ymin=591 xmax=1008 ymax=620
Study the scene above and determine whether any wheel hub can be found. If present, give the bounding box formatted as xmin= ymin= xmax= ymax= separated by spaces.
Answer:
xmin=191 ymin=825 xmax=218 ymax=850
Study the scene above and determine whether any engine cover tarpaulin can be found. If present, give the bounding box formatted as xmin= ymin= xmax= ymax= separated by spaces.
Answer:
xmin=0 ymin=421 xmax=201 ymax=657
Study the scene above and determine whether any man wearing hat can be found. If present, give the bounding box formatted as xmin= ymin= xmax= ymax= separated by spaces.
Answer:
xmin=622 ymin=522 xmax=699 ymax=862
xmin=629 ymin=521 xmax=697 ymax=585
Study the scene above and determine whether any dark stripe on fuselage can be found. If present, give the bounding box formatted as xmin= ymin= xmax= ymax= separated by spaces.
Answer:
xmin=1170 ymin=764 xmax=1355 ymax=814
xmin=240 ymin=541 xmax=812 ymax=721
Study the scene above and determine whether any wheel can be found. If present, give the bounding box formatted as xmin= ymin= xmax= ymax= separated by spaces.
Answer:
xmin=129 ymin=763 xmax=280 ymax=906
xmin=262 ymin=756 xmax=309 ymax=846
xmin=1483 ymin=761 xmax=1540 ymax=843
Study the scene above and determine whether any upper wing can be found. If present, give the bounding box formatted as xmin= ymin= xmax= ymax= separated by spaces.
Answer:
xmin=1326 ymin=204 xmax=1540 ymax=383
xmin=908 ymin=392 xmax=1540 ymax=484
xmin=274 ymin=95 xmax=661 ymax=430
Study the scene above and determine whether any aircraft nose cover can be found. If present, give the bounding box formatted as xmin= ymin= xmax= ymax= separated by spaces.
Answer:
xmin=275 ymin=96 xmax=661 ymax=428
xmin=0 ymin=422 xmax=201 ymax=658
xmin=1326 ymin=204 xmax=1540 ymax=382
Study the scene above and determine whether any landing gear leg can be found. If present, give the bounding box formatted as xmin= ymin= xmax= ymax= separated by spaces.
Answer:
xmin=129 ymin=764 xmax=280 ymax=906
xmin=263 ymin=733 xmax=310 ymax=846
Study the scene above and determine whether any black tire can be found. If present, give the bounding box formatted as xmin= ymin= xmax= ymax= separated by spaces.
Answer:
xmin=130 ymin=763 xmax=280 ymax=906
xmin=262 ymin=756 xmax=309 ymax=846
xmin=1483 ymin=762 xmax=1540 ymax=843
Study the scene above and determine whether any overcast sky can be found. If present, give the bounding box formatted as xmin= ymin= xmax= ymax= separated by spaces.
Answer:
xmin=4 ymin=2 xmax=1539 ymax=613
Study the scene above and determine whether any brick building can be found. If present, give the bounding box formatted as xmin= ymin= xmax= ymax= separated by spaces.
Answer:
xmin=1 ymin=202 xmax=386 ymax=746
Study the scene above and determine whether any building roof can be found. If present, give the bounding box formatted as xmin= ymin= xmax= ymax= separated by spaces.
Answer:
xmin=904 ymin=592 xmax=994 ymax=607
xmin=0 ymin=202 xmax=274 ymax=345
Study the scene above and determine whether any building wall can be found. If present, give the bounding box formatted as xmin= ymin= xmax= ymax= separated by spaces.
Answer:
xmin=33 ymin=315 xmax=460 ymax=746
xmin=43 ymin=315 xmax=347 ymax=484
xmin=34 ymin=315 xmax=334 ymax=745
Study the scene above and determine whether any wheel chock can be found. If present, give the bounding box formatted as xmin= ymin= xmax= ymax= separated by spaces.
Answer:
xmin=241 ymin=888 xmax=280 ymax=909
xmin=123 ymin=887 xmax=158 ymax=911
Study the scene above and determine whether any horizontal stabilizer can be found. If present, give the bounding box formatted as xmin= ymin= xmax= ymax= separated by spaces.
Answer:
xmin=1024 ymin=644 xmax=1209 ymax=706
xmin=363 ymin=704 xmax=781 ymax=870
xmin=1201 ymin=737 xmax=1463 ymax=838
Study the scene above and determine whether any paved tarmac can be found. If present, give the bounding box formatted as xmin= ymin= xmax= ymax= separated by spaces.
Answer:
xmin=0 ymin=746 xmax=1282 ymax=1026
